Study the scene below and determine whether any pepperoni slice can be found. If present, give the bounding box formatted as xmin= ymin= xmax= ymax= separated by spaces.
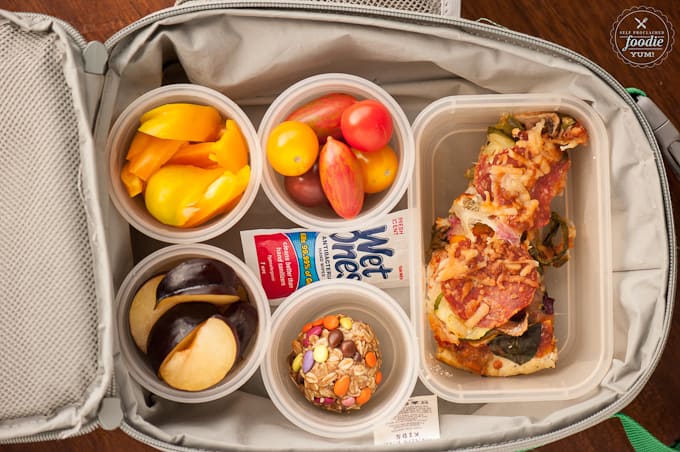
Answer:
xmin=441 ymin=236 xmax=539 ymax=329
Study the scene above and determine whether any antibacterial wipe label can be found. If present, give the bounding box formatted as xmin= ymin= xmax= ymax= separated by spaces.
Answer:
xmin=240 ymin=210 xmax=411 ymax=303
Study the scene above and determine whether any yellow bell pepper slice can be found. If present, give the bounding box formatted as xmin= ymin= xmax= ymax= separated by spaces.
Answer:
xmin=182 ymin=165 xmax=251 ymax=228
xmin=144 ymin=165 xmax=224 ymax=227
xmin=138 ymin=103 xmax=222 ymax=142
xmin=125 ymin=132 xmax=186 ymax=182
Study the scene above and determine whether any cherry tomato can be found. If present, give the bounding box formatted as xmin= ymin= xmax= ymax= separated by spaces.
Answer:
xmin=284 ymin=163 xmax=327 ymax=207
xmin=266 ymin=121 xmax=319 ymax=176
xmin=353 ymin=145 xmax=399 ymax=194
xmin=340 ymin=99 xmax=393 ymax=152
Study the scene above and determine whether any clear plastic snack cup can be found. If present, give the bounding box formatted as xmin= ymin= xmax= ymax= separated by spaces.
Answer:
xmin=115 ymin=244 xmax=271 ymax=403
xmin=409 ymin=93 xmax=613 ymax=403
xmin=261 ymin=279 xmax=418 ymax=438
xmin=106 ymin=83 xmax=262 ymax=243
xmin=258 ymin=73 xmax=415 ymax=233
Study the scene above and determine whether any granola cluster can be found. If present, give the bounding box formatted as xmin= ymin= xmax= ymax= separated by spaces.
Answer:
xmin=288 ymin=314 xmax=382 ymax=412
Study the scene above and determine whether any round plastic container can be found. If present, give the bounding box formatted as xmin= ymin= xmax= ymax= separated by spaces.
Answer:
xmin=258 ymin=73 xmax=415 ymax=233
xmin=261 ymin=279 xmax=418 ymax=438
xmin=115 ymin=244 xmax=271 ymax=404
xmin=106 ymin=84 xmax=262 ymax=243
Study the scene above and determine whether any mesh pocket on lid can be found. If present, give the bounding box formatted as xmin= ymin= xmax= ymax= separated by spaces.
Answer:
xmin=302 ymin=0 xmax=447 ymax=15
xmin=0 ymin=22 xmax=100 ymax=422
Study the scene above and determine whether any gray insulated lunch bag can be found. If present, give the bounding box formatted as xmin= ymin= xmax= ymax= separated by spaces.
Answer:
xmin=0 ymin=1 xmax=675 ymax=451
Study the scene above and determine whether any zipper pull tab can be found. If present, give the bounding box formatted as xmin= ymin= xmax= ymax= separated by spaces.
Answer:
xmin=83 ymin=41 xmax=108 ymax=75
xmin=98 ymin=397 xmax=124 ymax=430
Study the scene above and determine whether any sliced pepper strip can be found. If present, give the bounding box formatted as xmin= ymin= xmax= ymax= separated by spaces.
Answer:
xmin=120 ymin=162 xmax=145 ymax=197
xmin=166 ymin=141 xmax=219 ymax=168
xmin=144 ymin=165 xmax=225 ymax=227
xmin=138 ymin=103 xmax=222 ymax=142
xmin=211 ymin=119 xmax=249 ymax=173
xmin=182 ymin=165 xmax=250 ymax=228
xmin=167 ymin=119 xmax=249 ymax=172
xmin=126 ymin=133 xmax=186 ymax=181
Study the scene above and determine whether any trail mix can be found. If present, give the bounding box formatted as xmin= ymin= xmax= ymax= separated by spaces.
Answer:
xmin=288 ymin=314 xmax=383 ymax=412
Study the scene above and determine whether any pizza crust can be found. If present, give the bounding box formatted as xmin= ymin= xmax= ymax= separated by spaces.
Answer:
xmin=435 ymin=345 xmax=557 ymax=377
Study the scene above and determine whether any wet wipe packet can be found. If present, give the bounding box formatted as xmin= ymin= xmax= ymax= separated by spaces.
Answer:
xmin=240 ymin=210 xmax=411 ymax=304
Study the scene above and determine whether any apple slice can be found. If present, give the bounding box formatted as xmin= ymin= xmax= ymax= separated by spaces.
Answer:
xmin=129 ymin=274 xmax=236 ymax=354
xmin=155 ymin=258 xmax=241 ymax=309
xmin=157 ymin=315 xmax=239 ymax=391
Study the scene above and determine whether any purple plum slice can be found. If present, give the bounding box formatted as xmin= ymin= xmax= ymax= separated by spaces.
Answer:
xmin=222 ymin=301 xmax=258 ymax=358
xmin=146 ymin=302 xmax=218 ymax=373
xmin=155 ymin=258 xmax=241 ymax=308
xmin=157 ymin=313 xmax=239 ymax=392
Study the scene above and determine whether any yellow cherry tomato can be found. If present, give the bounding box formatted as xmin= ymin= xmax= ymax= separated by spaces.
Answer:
xmin=352 ymin=145 xmax=399 ymax=194
xmin=266 ymin=121 xmax=319 ymax=176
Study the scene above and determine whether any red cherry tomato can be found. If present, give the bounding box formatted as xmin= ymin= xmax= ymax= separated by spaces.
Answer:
xmin=340 ymin=100 xmax=393 ymax=152
xmin=284 ymin=163 xmax=328 ymax=207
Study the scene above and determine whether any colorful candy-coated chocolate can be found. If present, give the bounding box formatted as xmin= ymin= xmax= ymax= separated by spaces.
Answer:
xmin=340 ymin=340 xmax=357 ymax=357
xmin=291 ymin=353 xmax=303 ymax=372
xmin=328 ymin=329 xmax=343 ymax=348
xmin=323 ymin=315 xmax=339 ymax=330
xmin=333 ymin=375 xmax=350 ymax=397
xmin=339 ymin=316 xmax=353 ymax=330
xmin=341 ymin=396 xmax=356 ymax=407
xmin=302 ymin=350 xmax=314 ymax=373
xmin=307 ymin=325 xmax=323 ymax=338
xmin=365 ymin=351 xmax=377 ymax=368
xmin=356 ymin=388 xmax=371 ymax=405
xmin=313 ymin=344 xmax=329 ymax=363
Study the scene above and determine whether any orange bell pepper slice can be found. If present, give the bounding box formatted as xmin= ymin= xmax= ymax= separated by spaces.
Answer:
xmin=166 ymin=119 xmax=249 ymax=172
xmin=166 ymin=141 xmax=218 ymax=168
xmin=138 ymin=103 xmax=222 ymax=142
xmin=120 ymin=162 xmax=145 ymax=197
xmin=211 ymin=119 xmax=249 ymax=173
xmin=125 ymin=132 xmax=186 ymax=182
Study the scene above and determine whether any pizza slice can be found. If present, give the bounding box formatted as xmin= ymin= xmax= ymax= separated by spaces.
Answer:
xmin=425 ymin=111 xmax=587 ymax=377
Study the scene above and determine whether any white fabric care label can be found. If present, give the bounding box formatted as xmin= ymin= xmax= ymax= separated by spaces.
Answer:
xmin=373 ymin=395 xmax=440 ymax=445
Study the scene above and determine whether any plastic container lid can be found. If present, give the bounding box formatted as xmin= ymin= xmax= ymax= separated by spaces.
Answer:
xmin=115 ymin=244 xmax=271 ymax=403
xmin=409 ymin=93 xmax=613 ymax=403
xmin=258 ymin=73 xmax=415 ymax=233
xmin=261 ymin=279 xmax=418 ymax=438
xmin=106 ymin=84 xmax=262 ymax=244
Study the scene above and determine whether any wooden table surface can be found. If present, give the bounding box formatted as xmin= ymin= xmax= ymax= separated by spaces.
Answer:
xmin=1 ymin=1 xmax=678 ymax=450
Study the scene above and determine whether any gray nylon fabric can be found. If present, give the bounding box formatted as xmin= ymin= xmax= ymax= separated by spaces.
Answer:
xmin=0 ymin=3 xmax=672 ymax=451
xmin=0 ymin=11 xmax=113 ymax=441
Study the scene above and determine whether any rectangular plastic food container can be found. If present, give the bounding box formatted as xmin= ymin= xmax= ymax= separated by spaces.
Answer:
xmin=408 ymin=93 xmax=613 ymax=403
